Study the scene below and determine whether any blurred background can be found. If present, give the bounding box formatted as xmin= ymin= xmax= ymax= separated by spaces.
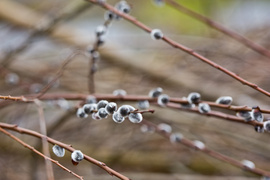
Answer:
xmin=0 ymin=0 xmax=270 ymax=179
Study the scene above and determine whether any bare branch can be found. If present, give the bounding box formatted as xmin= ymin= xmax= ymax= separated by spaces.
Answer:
xmin=0 ymin=127 xmax=83 ymax=180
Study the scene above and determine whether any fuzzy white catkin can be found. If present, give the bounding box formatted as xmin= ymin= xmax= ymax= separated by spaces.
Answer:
xmin=112 ymin=111 xmax=125 ymax=123
xmin=193 ymin=140 xmax=205 ymax=150
xmin=241 ymin=160 xmax=255 ymax=169
xmin=76 ymin=108 xmax=88 ymax=118
xmin=263 ymin=121 xmax=270 ymax=132
xmin=157 ymin=94 xmax=170 ymax=107
xmin=97 ymin=108 xmax=108 ymax=118
xmin=105 ymin=102 xmax=117 ymax=114
xmin=215 ymin=96 xmax=233 ymax=105
xmin=57 ymin=99 xmax=70 ymax=110
xmin=157 ymin=123 xmax=172 ymax=133
xmin=83 ymin=103 xmax=97 ymax=114
xmin=128 ymin=113 xmax=143 ymax=123
xmin=198 ymin=103 xmax=211 ymax=113
xmin=170 ymin=133 xmax=183 ymax=143
xmin=71 ymin=150 xmax=84 ymax=162
xmin=97 ymin=100 xmax=109 ymax=110
xmin=251 ymin=108 xmax=264 ymax=122
xmin=236 ymin=111 xmax=252 ymax=121
xmin=52 ymin=145 xmax=65 ymax=157
xmin=92 ymin=112 xmax=102 ymax=120
xmin=118 ymin=105 xmax=135 ymax=117
xmin=5 ymin=73 xmax=20 ymax=85
xmin=86 ymin=95 xmax=97 ymax=104
xmin=137 ymin=100 xmax=150 ymax=109
xmin=95 ymin=25 xmax=107 ymax=36
xmin=187 ymin=92 xmax=201 ymax=104
xmin=150 ymin=29 xmax=164 ymax=40
xmin=148 ymin=87 xmax=163 ymax=98
xmin=140 ymin=124 xmax=155 ymax=133
xmin=113 ymin=89 xmax=127 ymax=96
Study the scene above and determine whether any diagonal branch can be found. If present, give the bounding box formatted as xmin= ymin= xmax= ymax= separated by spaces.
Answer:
xmin=0 ymin=127 xmax=83 ymax=180
xmin=164 ymin=0 xmax=270 ymax=59
xmin=0 ymin=122 xmax=130 ymax=180
xmin=142 ymin=120 xmax=270 ymax=177
xmin=86 ymin=0 xmax=270 ymax=98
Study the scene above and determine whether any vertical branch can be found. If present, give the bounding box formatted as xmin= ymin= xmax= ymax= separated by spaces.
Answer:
xmin=88 ymin=19 xmax=112 ymax=94
xmin=34 ymin=99 xmax=55 ymax=180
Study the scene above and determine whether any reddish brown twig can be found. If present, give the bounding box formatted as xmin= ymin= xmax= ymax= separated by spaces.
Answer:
xmin=164 ymin=0 xmax=270 ymax=59
xmin=86 ymin=0 xmax=270 ymax=98
xmin=0 ymin=123 xmax=130 ymax=180
xmin=0 ymin=93 xmax=267 ymax=128
xmin=0 ymin=127 xmax=83 ymax=180
xmin=142 ymin=120 xmax=270 ymax=177
xmin=165 ymin=102 xmax=263 ymax=127
xmin=131 ymin=109 xmax=155 ymax=114
xmin=0 ymin=95 xmax=33 ymax=102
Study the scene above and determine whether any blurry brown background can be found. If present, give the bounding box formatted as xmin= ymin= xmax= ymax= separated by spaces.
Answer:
xmin=0 ymin=0 xmax=270 ymax=179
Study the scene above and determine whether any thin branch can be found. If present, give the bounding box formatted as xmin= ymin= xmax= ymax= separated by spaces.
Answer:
xmin=88 ymin=18 xmax=112 ymax=94
xmin=142 ymin=120 xmax=270 ymax=177
xmin=0 ymin=127 xmax=83 ymax=180
xmin=164 ymin=0 xmax=270 ymax=59
xmin=86 ymin=0 xmax=270 ymax=98
xmin=0 ymin=93 xmax=267 ymax=128
xmin=0 ymin=95 xmax=33 ymax=102
xmin=166 ymin=102 xmax=263 ymax=127
xmin=0 ymin=123 xmax=130 ymax=180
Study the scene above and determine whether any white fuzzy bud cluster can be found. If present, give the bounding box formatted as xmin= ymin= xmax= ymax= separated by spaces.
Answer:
xmin=52 ymin=145 xmax=84 ymax=166
xmin=149 ymin=87 xmax=170 ymax=107
xmin=180 ymin=92 xmax=201 ymax=109
xmin=104 ymin=1 xmax=131 ymax=21
xmin=237 ymin=106 xmax=264 ymax=124
xmin=77 ymin=99 xmax=144 ymax=124
xmin=180 ymin=92 xmax=211 ymax=114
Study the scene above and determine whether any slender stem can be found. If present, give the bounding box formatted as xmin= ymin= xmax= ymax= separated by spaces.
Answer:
xmin=86 ymin=0 xmax=270 ymax=98
xmin=164 ymin=0 xmax=270 ymax=59
xmin=166 ymin=102 xmax=263 ymax=127
xmin=0 ymin=123 xmax=130 ymax=180
xmin=142 ymin=120 xmax=270 ymax=177
xmin=0 ymin=127 xmax=83 ymax=180
xmin=0 ymin=93 xmax=266 ymax=127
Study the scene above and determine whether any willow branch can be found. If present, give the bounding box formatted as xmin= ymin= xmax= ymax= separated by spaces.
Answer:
xmin=166 ymin=102 xmax=263 ymax=127
xmin=0 ymin=123 xmax=130 ymax=180
xmin=142 ymin=120 xmax=270 ymax=177
xmin=0 ymin=127 xmax=83 ymax=180
xmin=0 ymin=93 xmax=267 ymax=128
xmin=164 ymin=0 xmax=270 ymax=59
xmin=86 ymin=0 xmax=270 ymax=98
